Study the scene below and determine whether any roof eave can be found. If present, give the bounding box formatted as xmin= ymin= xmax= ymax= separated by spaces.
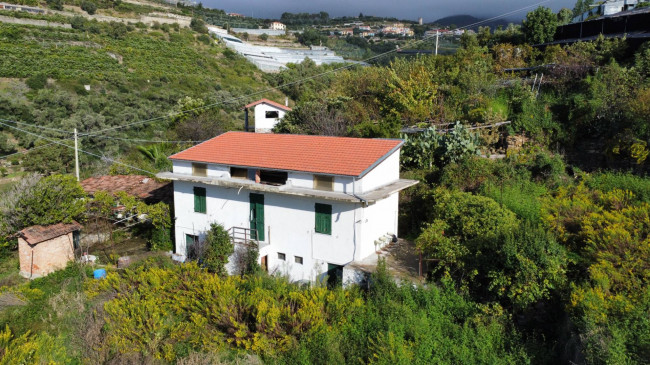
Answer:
xmin=357 ymin=140 xmax=404 ymax=178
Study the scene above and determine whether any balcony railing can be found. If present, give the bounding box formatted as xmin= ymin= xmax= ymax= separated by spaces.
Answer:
xmin=228 ymin=226 xmax=268 ymax=248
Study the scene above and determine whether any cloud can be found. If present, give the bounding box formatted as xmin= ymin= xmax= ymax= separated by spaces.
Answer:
xmin=201 ymin=0 xmax=575 ymax=22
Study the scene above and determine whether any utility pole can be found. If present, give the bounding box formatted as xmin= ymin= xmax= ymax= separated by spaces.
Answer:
xmin=74 ymin=128 xmax=80 ymax=182
xmin=435 ymin=30 xmax=439 ymax=56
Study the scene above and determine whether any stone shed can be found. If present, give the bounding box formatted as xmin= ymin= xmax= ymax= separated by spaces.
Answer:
xmin=17 ymin=222 xmax=82 ymax=279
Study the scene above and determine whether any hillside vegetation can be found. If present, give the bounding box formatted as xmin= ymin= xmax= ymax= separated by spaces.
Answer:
xmin=0 ymin=17 xmax=282 ymax=176
xmin=0 ymin=2 xmax=650 ymax=364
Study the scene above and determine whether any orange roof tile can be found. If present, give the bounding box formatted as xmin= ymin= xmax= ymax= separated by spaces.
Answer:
xmin=243 ymin=98 xmax=292 ymax=111
xmin=81 ymin=175 xmax=172 ymax=204
xmin=18 ymin=221 xmax=82 ymax=245
xmin=169 ymin=132 xmax=403 ymax=177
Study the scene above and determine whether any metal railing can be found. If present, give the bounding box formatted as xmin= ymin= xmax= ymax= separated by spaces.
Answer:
xmin=228 ymin=226 xmax=260 ymax=246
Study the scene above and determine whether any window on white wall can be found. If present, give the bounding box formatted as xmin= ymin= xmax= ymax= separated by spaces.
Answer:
xmin=265 ymin=111 xmax=279 ymax=118
xmin=278 ymin=252 xmax=286 ymax=261
xmin=295 ymin=256 xmax=303 ymax=265
xmin=230 ymin=167 xmax=248 ymax=179
xmin=192 ymin=163 xmax=207 ymax=177
xmin=313 ymin=175 xmax=334 ymax=191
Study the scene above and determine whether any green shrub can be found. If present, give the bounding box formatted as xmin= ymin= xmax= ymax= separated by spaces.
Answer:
xmin=586 ymin=171 xmax=650 ymax=202
xmin=426 ymin=188 xmax=519 ymax=242
xmin=80 ymin=1 xmax=97 ymax=15
xmin=480 ymin=179 xmax=547 ymax=222
xmin=84 ymin=258 xmax=530 ymax=363
xmin=46 ymin=0 xmax=63 ymax=10
xmin=25 ymin=73 xmax=47 ymax=90
xmin=197 ymin=33 xmax=211 ymax=45
xmin=149 ymin=226 xmax=173 ymax=251
xmin=438 ymin=157 xmax=500 ymax=192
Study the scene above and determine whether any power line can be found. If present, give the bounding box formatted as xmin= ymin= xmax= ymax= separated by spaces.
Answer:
xmin=78 ymin=0 xmax=551 ymax=139
xmin=80 ymin=135 xmax=205 ymax=144
xmin=0 ymin=0 xmax=551 ymax=157
xmin=0 ymin=121 xmax=156 ymax=175
xmin=0 ymin=118 xmax=74 ymax=135
xmin=0 ymin=141 xmax=62 ymax=160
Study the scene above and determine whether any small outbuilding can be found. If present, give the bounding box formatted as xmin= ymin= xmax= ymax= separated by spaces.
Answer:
xmin=17 ymin=222 xmax=82 ymax=279
xmin=243 ymin=98 xmax=292 ymax=133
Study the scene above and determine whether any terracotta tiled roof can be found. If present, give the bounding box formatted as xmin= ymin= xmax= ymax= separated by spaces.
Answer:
xmin=81 ymin=175 xmax=172 ymax=204
xmin=243 ymin=98 xmax=292 ymax=111
xmin=169 ymin=132 xmax=403 ymax=177
xmin=18 ymin=221 xmax=82 ymax=245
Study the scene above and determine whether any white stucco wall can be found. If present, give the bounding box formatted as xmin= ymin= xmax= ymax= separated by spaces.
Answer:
xmin=358 ymin=149 xmax=400 ymax=193
xmin=286 ymin=172 xmax=353 ymax=193
xmin=253 ymin=103 xmax=288 ymax=133
xmin=358 ymin=192 xmax=399 ymax=259
xmin=172 ymin=179 xmax=400 ymax=282
xmin=172 ymin=161 xmax=229 ymax=178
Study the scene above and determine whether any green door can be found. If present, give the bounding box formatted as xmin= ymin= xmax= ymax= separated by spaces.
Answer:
xmin=249 ymin=193 xmax=265 ymax=241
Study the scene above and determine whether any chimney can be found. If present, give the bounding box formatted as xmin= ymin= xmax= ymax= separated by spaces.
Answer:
xmin=285 ymin=97 xmax=289 ymax=106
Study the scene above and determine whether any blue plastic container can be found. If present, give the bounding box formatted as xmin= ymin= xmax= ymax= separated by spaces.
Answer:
xmin=93 ymin=268 xmax=107 ymax=279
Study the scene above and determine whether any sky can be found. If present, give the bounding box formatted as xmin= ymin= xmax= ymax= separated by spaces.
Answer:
xmin=202 ymin=0 xmax=576 ymax=23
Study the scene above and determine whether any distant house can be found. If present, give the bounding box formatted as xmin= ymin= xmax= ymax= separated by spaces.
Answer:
xmin=81 ymin=175 xmax=172 ymax=205
xmin=157 ymin=132 xmax=418 ymax=284
xmin=227 ymin=12 xmax=245 ymax=18
xmin=339 ymin=28 xmax=354 ymax=36
xmin=573 ymin=0 xmax=638 ymax=21
xmin=17 ymin=222 xmax=82 ymax=279
xmin=269 ymin=21 xmax=286 ymax=31
xmin=380 ymin=23 xmax=414 ymax=37
xmin=243 ymin=98 xmax=292 ymax=133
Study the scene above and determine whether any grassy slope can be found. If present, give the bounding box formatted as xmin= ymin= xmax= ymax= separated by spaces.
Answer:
xmin=0 ymin=21 xmax=284 ymax=176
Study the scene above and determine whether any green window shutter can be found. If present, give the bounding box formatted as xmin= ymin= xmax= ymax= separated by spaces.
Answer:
xmin=315 ymin=203 xmax=332 ymax=235
xmin=194 ymin=187 xmax=206 ymax=213
xmin=250 ymin=193 xmax=265 ymax=241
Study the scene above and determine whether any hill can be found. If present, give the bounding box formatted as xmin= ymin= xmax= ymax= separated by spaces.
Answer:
xmin=0 ymin=11 xmax=284 ymax=177
xmin=432 ymin=14 xmax=510 ymax=30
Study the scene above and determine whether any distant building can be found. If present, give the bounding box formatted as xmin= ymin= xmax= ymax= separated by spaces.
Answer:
xmin=227 ymin=12 xmax=245 ymax=17
xmin=243 ymin=98 xmax=292 ymax=133
xmin=18 ymin=222 xmax=82 ymax=279
xmin=573 ymin=0 xmax=638 ymax=22
xmin=269 ymin=21 xmax=286 ymax=31
xmin=0 ymin=2 xmax=45 ymax=14
xmin=418 ymin=17 xmax=423 ymax=25
xmin=380 ymin=23 xmax=414 ymax=37
xmin=339 ymin=28 xmax=354 ymax=36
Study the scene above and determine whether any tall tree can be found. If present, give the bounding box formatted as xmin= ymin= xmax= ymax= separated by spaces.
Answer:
xmin=522 ymin=6 xmax=558 ymax=44
xmin=557 ymin=8 xmax=573 ymax=25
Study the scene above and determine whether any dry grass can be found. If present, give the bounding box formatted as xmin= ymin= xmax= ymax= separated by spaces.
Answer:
xmin=177 ymin=352 xmax=262 ymax=365
xmin=48 ymin=289 xmax=85 ymax=319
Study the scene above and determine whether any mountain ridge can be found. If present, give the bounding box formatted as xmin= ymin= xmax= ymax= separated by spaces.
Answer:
xmin=432 ymin=14 xmax=511 ymax=30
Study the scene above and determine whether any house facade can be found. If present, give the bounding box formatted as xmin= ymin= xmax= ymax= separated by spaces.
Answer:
xmin=243 ymin=98 xmax=291 ymax=133
xmin=158 ymin=132 xmax=417 ymax=283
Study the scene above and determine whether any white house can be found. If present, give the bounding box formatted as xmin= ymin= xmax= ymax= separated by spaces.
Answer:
xmin=269 ymin=21 xmax=286 ymax=31
xmin=243 ymin=98 xmax=291 ymax=133
xmin=157 ymin=132 xmax=418 ymax=284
